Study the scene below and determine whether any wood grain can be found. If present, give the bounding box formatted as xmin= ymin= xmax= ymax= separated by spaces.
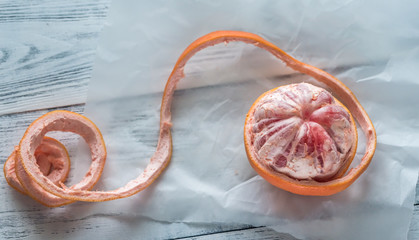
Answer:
xmin=178 ymin=227 xmax=299 ymax=240
xmin=0 ymin=0 xmax=109 ymax=115
xmin=410 ymin=207 xmax=419 ymax=240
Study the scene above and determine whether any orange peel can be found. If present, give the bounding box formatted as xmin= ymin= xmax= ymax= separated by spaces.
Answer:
xmin=3 ymin=31 xmax=376 ymax=205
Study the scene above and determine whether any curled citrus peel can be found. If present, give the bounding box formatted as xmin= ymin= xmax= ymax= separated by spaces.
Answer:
xmin=5 ymin=137 xmax=75 ymax=207
xmin=3 ymin=31 xmax=376 ymax=205
xmin=8 ymin=110 xmax=171 ymax=203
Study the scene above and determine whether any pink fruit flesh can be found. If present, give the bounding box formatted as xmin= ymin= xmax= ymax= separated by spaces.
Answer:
xmin=248 ymin=83 xmax=356 ymax=181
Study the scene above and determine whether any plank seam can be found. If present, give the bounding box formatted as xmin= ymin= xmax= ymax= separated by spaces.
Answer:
xmin=0 ymin=102 xmax=85 ymax=117
xmin=170 ymin=226 xmax=260 ymax=240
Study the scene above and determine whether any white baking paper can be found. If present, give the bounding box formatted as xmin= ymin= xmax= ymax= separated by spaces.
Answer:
xmin=79 ymin=0 xmax=419 ymax=239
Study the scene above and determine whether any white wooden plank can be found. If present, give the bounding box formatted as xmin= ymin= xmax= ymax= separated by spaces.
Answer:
xmin=0 ymin=1 xmax=418 ymax=239
xmin=417 ymin=183 xmax=419 ymax=205
xmin=179 ymin=227 xmax=299 ymax=240
xmin=408 ymin=206 xmax=419 ymax=240
xmin=0 ymin=0 xmax=109 ymax=22
xmin=0 ymin=209 xmax=252 ymax=240
xmin=0 ymin=0 xmax=110 ymax=115
xmin=179 ymin=204 xmax=419 ymax=239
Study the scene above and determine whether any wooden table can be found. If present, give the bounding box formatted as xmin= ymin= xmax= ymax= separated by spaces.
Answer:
xmin=1 ymin=1 xmax=418 ymax=239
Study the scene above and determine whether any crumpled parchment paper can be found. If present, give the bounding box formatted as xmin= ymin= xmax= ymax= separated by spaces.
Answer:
xmin=76 ymin=0 xmax=419 ymax=239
